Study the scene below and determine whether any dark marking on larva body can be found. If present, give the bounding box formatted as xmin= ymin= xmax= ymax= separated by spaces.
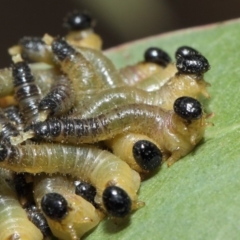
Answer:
xmin=4 ymin=106 xmax=24 ymax=130
xmin=51 ymin=38 xmax=103 ymax=96
xmin=12 ymin=61 xmax=42 ymax=124
xmin=0 ymin=108 xmax=19 ymax=143
xmin=25 ymin=205 xmax=53 ymax=238
xmin=38 ymin=75 xmax=75 ymax=120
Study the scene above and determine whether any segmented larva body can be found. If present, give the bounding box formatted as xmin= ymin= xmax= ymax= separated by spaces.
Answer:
xmin=0 ymin=176 xmax=43 ymax=240
xmin=0 ymin=143 xmax=141 ymax=211
xmin=51 ymin=38 xmax=103 ymax=96
xmin=25 ymin=204 xmax=53 ymax=239
xmin=120 ymin=62 xmax=165 ymax=86
xmin=12 ymin=61 xmax=42 ymax=124
xmin=0 ymin=108 xmax=20 ymax=143
xmin=0 ymin=63 xmax=58 ymax=98
xmin=38 ymin=75 xmax=75 ymax=121
xmin=63 ymin=11 xmax=102 ymax=50
xmin=72 ymin=53 xmax=210 ymax=116
xmin=8 ymin=36 xmax=54 ymax=65
xmin=120 ymin=47 xmax=172 ymax=86
xmin=75 ymin=46 xmax=125 ymax=88
xmin=105 ymin=133 xmax=163 ymax=173
xmin=29 ymin=97 xmax=206 ymax=165
xmin=135 ymin=63 xmax=177 ymax=91
xmin=3 ymin=106 xmax=24 ymax=131
xmin=33 ymin=174 xmax=102 ymax=240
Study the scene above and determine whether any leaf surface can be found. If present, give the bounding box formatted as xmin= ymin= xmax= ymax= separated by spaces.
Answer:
xmin=86 ymin=19 xmax=240 ymax=240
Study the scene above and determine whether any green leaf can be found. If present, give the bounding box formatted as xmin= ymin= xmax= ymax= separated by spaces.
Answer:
xmin=85 ymin=19 xmax=240 ymax=240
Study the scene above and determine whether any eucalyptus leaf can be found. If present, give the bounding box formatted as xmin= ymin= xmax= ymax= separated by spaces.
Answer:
xmin=85 ymin=19 xmax=240 ymax=240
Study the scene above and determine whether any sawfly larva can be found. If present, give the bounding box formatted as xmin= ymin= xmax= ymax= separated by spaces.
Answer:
xmin=3 ymin=106 xmax=24 ymax=131
xmin=12 ymin=61 xmax=42 ymax=123
xmin=28 ymin=97 xmax=207 ymax=166
xmin=0 ymin=143 xmax=142 ymax=216
xmin=34 ymin=174 xmax=102 ymax=240
xmin=0 ymin=176 xmax=43 ymax=240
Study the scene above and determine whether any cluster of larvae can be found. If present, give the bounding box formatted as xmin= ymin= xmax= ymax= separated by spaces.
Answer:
xmin=0 ymin=10 xmax=211 ymax=240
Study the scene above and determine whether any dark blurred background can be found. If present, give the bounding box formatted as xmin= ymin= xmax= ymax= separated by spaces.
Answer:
xmin=0 ymin=0 xmax=239 ymax=67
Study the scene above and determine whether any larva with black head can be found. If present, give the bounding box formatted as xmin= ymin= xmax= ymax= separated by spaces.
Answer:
xmin=9 ymin=36 xmax=54 ymax=65
xmin=0 ymin=176 xmax=43 ymax=240
xmin=72 ymin=53 xmax=210 ymax=117
xmin=38 ymin=75 xmax=75 ymax=121
xmin=0 ymin=143 xmax=142 ymax=217
xmin=51 ymin=37 xmax=103 ymax=97
xmin=105 ymin=133 xmax=163 ymax=173
xmin=12 ymin=61 xmax=42 ymax=124
xmin=175 ymin=46 xmax=201 ymax=60
xmin=33 ymin=174 xmax=102 ymax=240
xmin=120 ymin=47 xmax=173 ymax=86
xmin=63 ymin=10 xmax=102 ymax=50
xmin=28 ymin=97 xmax=207 ymax=165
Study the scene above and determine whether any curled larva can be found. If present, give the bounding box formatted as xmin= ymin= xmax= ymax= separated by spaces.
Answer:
xmin=0 ymin=176 xmax=43 ymax=240
xmin=120 ymin=47 xmax=172 ymax=86
xmin=63 ymin=10 xmax=102 ymax=50
xmin=71 ymin=53 xmax=210 ymax=116
xmin=105 ymin=133 xmax=163 ymax=173
xmin=33 ymin=174 xmax=102 ymax=240
xmin=28 ymin=97 xmax=207 ymax=165
xmin=51 ymin=37 xmax=103 ymax=96
xmin=0 ymin=143 xmax=142 ymax=216
xmin=12 ymin=61 xmax=42 ymax=124
xmin=38 ymin=75 xmax=75 ymax=121
xmin=8 ymin=36 xmax=54 ymax=65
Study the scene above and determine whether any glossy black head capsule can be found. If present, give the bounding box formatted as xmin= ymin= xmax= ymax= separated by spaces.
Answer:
xmin=11 ymin=61 xmax=34 ymax=86
xmin=52 ymin=37 xmax=76 ymax=61
xmin=176 ymin=54 xmax=210 ymax=74
xmin=144 ymin=47 xmax=171 ymax=67
xmin=133 ymin=140 xmax=162 ymax=171
xmin=41 ymin=192 xmax=68 ymax=220
xmin=63 ymin=11 xmax=93 ymax=30
xmin=75 ymin=181 xmax=97 ymax=205
xmin=175 ymin=46 xmax=201 ymax=60
xmin=174 ymin=96 xmax=202 ymax=120
xmin=102 ymin=186 xmax=131 ymax=217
